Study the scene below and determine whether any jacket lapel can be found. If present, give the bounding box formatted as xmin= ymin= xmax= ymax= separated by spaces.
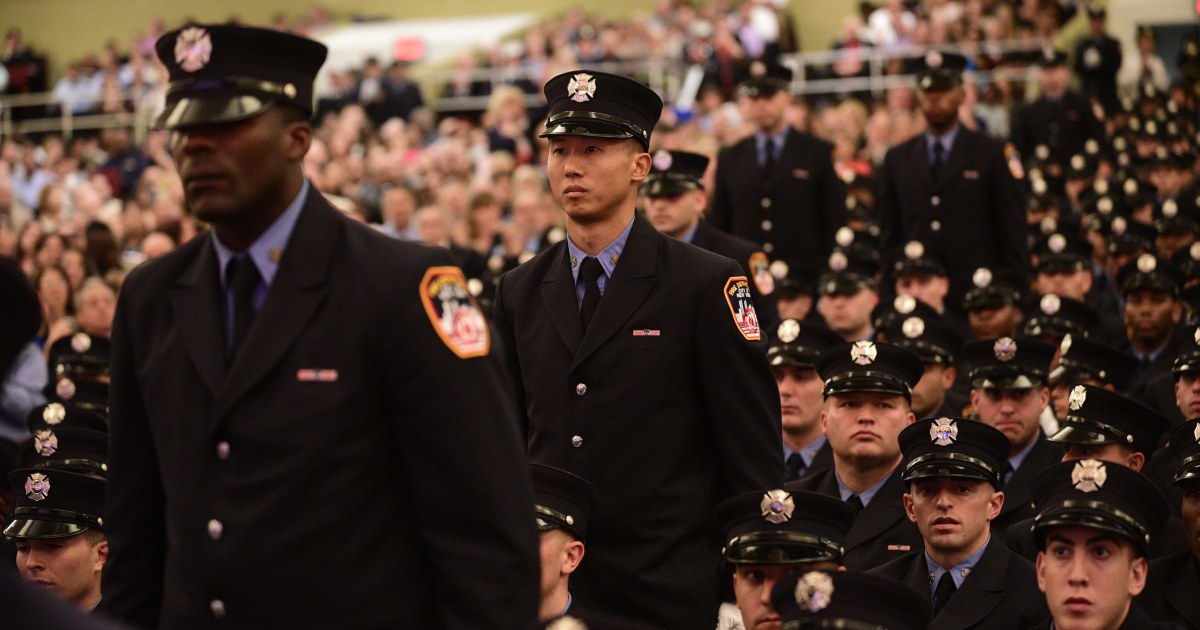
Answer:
xmin=573 ymin=215 xmax=657 ymax=369
xmin=540 ymin=243 xmax=584 ymax=355
xmin=932 ymin=540 xmax=1009 ymax=630
xmin=845 ymin=469 xmax=908 ymax=550
xmin=1164 ymin=555 xmax=1200 ymax=626
xmin=215 ymin=192 xmax=337 ymax=421
xmin=170 ymin=236 xmax=227 ymax=398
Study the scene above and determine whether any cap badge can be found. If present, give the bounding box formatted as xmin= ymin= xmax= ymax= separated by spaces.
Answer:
xmin=1071 ymin=155 xmax=1086 ymax=170
xmin=1124 ymin=178 xmax=1138 ymax=196
xmin=175 ymin=26 xmax=213 ymax=73
xmin=1048 ymin=234 xmax=1066 ymax=254
xmin=777 ymin=319 xmax=801 ymax=344
xmin=56 ymin=378 xmax=76 ymax=401
xmin=1190 ymin=241 xmax=1200 ymax=260
xmin=567 ymin=73 xmax=596 ymax=103
xmin=1036 ymin=145 xmax=1050 ymax=160
xmin=749 ymin=60 xmax=767 ymax=77
xmin=925 ymin=50 xmax=944 ymax=69
xmin=25 ymin=472 xmax=50 ymax=501
xmin=1112 ymin=216 xmax=1127 ymax=235
xmin=769 ymin=260 xmax=789 ymax=280
xmin=902 ymin=316 xmax=925 ymax=339
xmin=895 ymin=294 xmax=917 ymax=314
xmin=1163 ymin=199 xmax=1179 ymax=218
xmin=70 ymin=332 xmax=91 ymax=353
xmin=1060 ymin=333 xmax=1073 ymax=355
xmin=1194 ymin=423 xmax=1200 ymax=443
xmin=972 ymin=267 xmax=992 ymax=288
xmin=795 ymin=571 xmax=835 ymax=613
xmin=835 ymin=226 xmax=854 ymax=248
xmin=850 ymin=340 xmax=877 ymax=366
xmin=1039 ymin=216 xmax=1056 ymax=234
xmin=546 ymin=616 xmax=587 ymax=630
xmin=904 ymin=241 xmax=925 ymax=260
xmin=1071 ymin=459 xmax=1107 ymax=493
xmin=1033 ymin=178 xmax=1049 ymax=196
xmin=1194 ymin=327 xmax=1200 ymax=345
xmin=1040 ymin=293 xmax=1061 ymax=315
xmin=1097 ymin=197 xmax=1113 ymax=214
xmin=1085 ymin=139 xmax=1099 ymax=154
xmin=652 ymin=149 xmax=673 ymax=171
xmin=828 ymin=251 xmax=848 ymax=272
xmin=1095 ymin=179 xmax=1110 ymax=194
xmin=993 ymin=337 xmax=1017 ymax=362
xmin=1136 ymin=253 xmax=1157 ymax=273
xmin=33 ymin=430 xmax=58 ymax=457
xmin=930 ymin=418 xmax=958 ymax=446
xmin=760 ymin=489 xmax=795 ymax=524
xmin=1069 ymin=385 xmax=1087 ymax=411
xmin=43 ymin=402 xmax=66 ymax=425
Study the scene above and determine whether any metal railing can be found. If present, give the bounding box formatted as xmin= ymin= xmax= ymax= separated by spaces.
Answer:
xmin=0 ymin=39 xmax=1049 ymax=139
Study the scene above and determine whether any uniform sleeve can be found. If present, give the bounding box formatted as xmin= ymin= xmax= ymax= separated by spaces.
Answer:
xmin=708 ymin=149 xmax=734 ymax=233
xmin=990 ymin=141 xmax=1031 ymax=283
xmin=102 ymin=268 xmax=169 ymax=629
xmin=695 ymin=258 xmax=785 ymax=491
xmin=876 ymin=148 xmax=902 ymax=289
xmin=491 ymin=271 xmax=529 ymax=440
xmin=383 ymin=255 xmax=539 ymax=629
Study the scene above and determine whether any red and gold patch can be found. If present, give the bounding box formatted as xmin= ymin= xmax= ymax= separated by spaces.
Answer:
xmin=723 ymin=276 xmax=761 ymax=341
xmin=420 ymin=266 xmax=490 ymax=359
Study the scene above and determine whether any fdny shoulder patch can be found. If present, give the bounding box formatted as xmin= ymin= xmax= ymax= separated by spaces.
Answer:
xmin=724 ymin=276 xmax=762 ymax=341
xmin=420 ymin=266 xmax=490 ymax=359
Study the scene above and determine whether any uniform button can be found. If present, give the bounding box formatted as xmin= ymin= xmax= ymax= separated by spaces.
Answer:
xmin=207 ymin=519 xmax=223 ymax=541
xmin=575 ymin=383 xmax=587 ymax=396
xmin=931 ymin=195 xmax=940 ymax=206
xmin=215 ymin=441 xmax=230 ymax=461
xmin=763 ymin=242 xmax=774 ymax=253
xmin=210 ymin=600 xmax=226 ymax=619
xmin=761 ymin=198 xmax=771 ymax=209
xmin=571 ymin=435 xmax=583 ymax=448
xmin=761 ymin=220 xmax=773 ymax=231
xmin=931 ymin=220 xmax=942 ymax=232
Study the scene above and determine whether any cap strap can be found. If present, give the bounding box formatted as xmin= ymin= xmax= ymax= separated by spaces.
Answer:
xmin=905 ymin=452 xmax=998 ymax=480
xmin=824 ymin=371 xmax=911 ymax=390
xmin=534 ymin=504 xmax=574 ymax=528
xmin=728 ymin=530 xmax=842 ymax=560
xmin=167 ymin=76 xmax=296 ymax=100
xmin=546 ymin=110 xmax=648 ymax=142
xmin=1040 ymin=499 xmax=1149 ymax=540
xmin=1061 ymin=416 xmax=1134 ymax=445
xmin=13 ymin=506 xmax=103 ymax=529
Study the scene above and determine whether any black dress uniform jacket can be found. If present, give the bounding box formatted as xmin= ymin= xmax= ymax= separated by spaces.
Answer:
xmin=493 ymin=214 xmax=784 ymax=629
xmin=869 ymin=539 xmax=1049 ymax=630
xmin=708 ymin=129 xmax=846 ymax=278
xmin=1140 ymin=551 xmax=1200 ymax=628
xmin=991 ymin=435 xmax=1064 ymax=535
xmin=689 ymin=219 xmax=779 ymax=334
xmin=877 ymin=127 xmax=1029 ymax=313
xmin=1011 ymin=91 xmax=1105 ymax=168
xmin=104 ymin=191 xmax=539 ymax=629
xmin=786 ymin=466 xmax=924 ymax=571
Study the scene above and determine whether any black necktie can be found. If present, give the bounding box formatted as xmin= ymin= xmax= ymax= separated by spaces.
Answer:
xmin=932 ymin=571 xmax=957 ymax=615
xmin=763 ymin=138 xmax=777 ymax=176
xmin=579 ymin=257 xmax=604 ymax=332
xmin=845 ymin=494 xmax=864 ymax=517
xmin=931 ymin=141 xmax=945 ymax=181
xmin=226 ymin=255 xmax=261 ymax=359
xmin=1001 ymin=461 xmax=1015 ymax=486
xmin=785 ymin=452 xmax=805 ymax=482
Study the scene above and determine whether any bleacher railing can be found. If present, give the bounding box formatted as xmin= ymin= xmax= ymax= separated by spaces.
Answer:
xmin=0 ymin=40 xmax=1048 ymax=140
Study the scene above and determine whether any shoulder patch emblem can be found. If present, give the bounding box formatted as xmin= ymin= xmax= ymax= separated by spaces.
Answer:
xmin=749 ymin=252 xmax=774 ymax=295
xmin=420 ymin=266 xmax=490 ymax=359
xmin=724 ymin=276 xmax=761 ymax=341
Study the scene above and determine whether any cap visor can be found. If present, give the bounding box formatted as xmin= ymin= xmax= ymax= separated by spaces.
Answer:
xmin=904 ymin=464 xmax=996 ymax=486
xmin=1048 ymin=424 xmax=1113 ymax=446
xmin=154 ymin=95 xmax=273 ymax=130
xmin=3 ymin=518 xmax=89 ymax=540
xmin=539 ymin=121 xmax=635 ymax=141
xmin=825 ymin=377 xmax=909 ymax=398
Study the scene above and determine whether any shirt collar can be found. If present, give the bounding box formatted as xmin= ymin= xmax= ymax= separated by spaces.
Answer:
xmin=679 ymin=221 xmax=700 ymax=245
xmin=566 ymin=217 xmax=634 ymax=284
xmin=757 ymin=127 xmax=790 ymax=151
xmin=925 ymin=125 xmax=960 ymax=152
xmin=1007 ymin=431 xmax=1040 ymax=473
xmin=1133 ymin=342 xmax=1168 ymax=364
xmin=925 ymin=536 xmax=990 ymax=592
xmin=213 ymin=180 xmax=309 ymax=290
xmin=836 ymin=468 xmax=890 ymax=506
xmin=795 ymin=435 xmax=827 ymax=468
